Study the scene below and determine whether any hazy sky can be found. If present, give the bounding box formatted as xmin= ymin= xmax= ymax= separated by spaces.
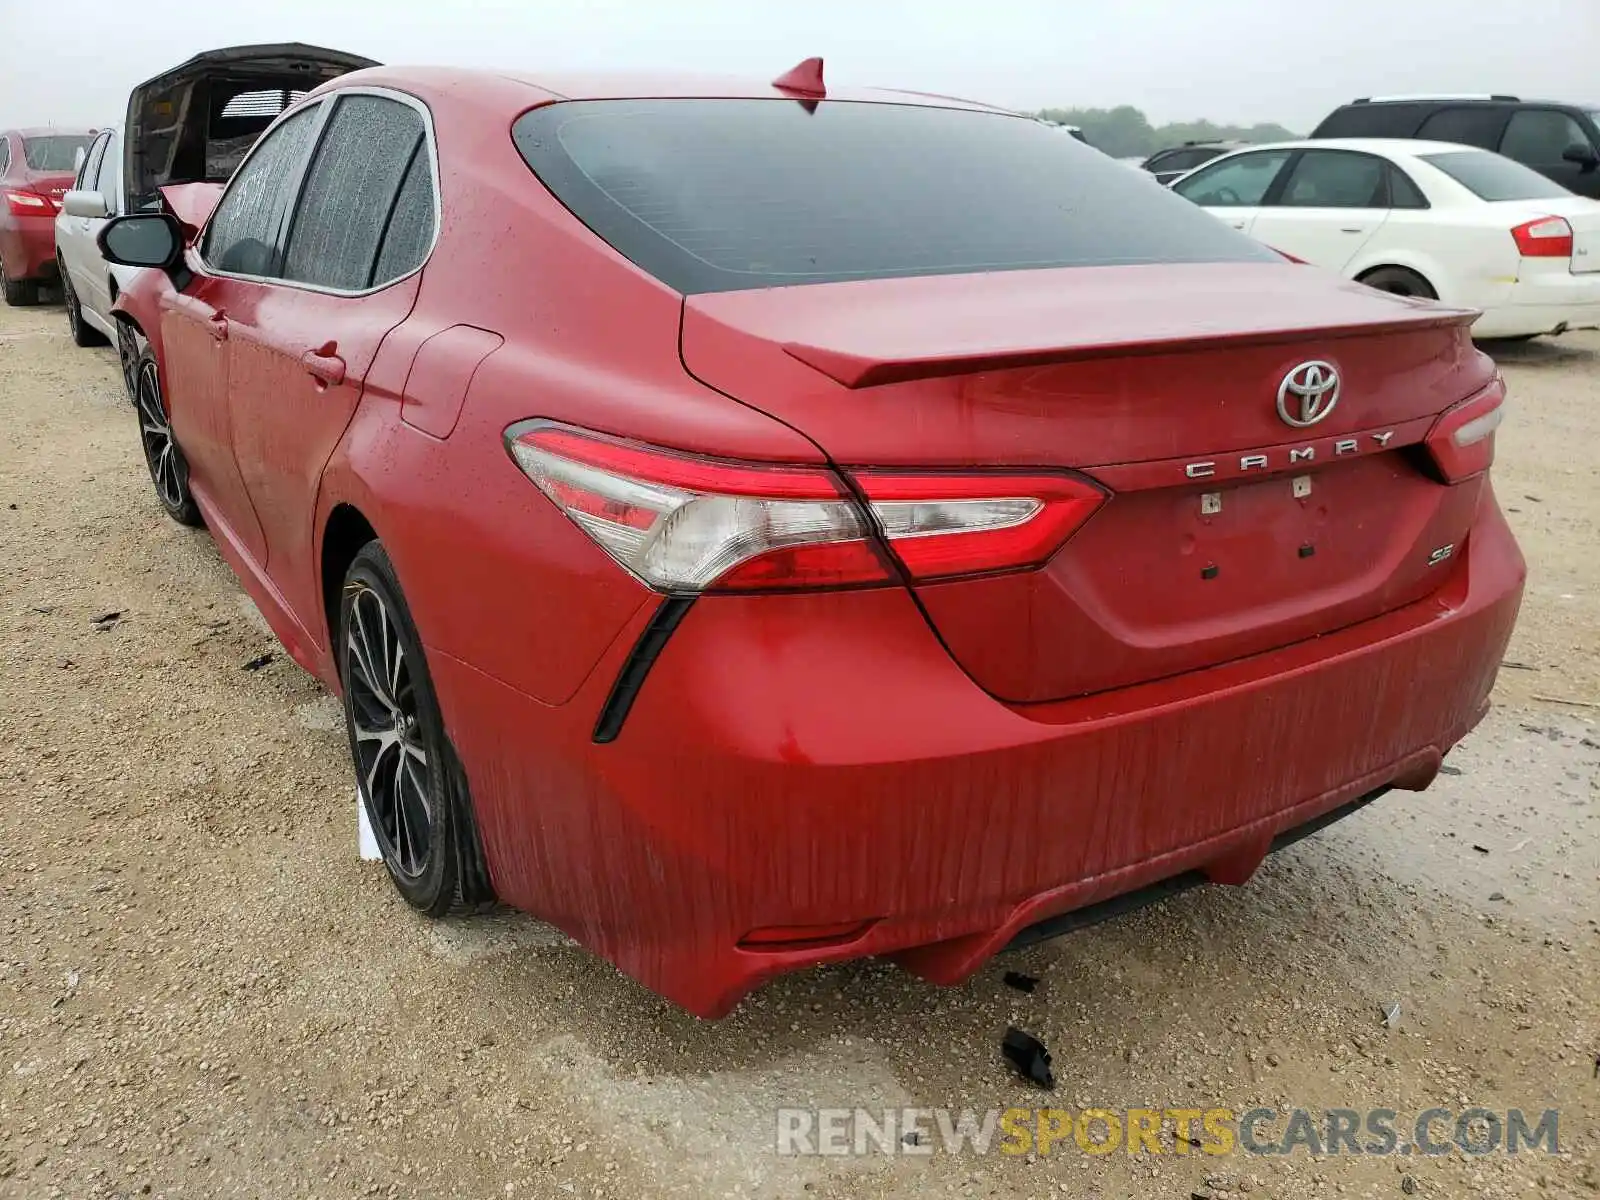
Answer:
xmin=2 ymin=0 xmax=1596 ymax=132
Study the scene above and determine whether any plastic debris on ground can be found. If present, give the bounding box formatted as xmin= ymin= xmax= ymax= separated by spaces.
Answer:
xmin=1001 ymin=1026 xmax=1054 ymax=1090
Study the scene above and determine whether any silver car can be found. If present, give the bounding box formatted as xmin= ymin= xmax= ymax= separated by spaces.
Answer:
xmin=56 ymin=125 xmax=143 ymax=376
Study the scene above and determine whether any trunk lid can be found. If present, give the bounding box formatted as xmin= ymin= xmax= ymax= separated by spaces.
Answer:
xmin=123 ymin=43 xmax=379 ymax=212
xmin=20 ymin=169 xmax=74 ymax=207
xmin=681 ymin=262 xmax=1495 ymax=702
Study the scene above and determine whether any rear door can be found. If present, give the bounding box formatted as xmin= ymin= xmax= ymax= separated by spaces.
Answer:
xmin=222 ymin=89 xmax=434 ymax=633
xmin=1248 ymin=149 xmax=1392 ymax=269
xmin=1170 ymin=148 xmax=1294 ymax=234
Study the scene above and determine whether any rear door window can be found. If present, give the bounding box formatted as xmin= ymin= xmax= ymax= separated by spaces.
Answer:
xmin=1420 ymin=150 xmax=1573 ymax=201
xmin=0 ymin=137 xmax=9 ymax=176
xmin=280 ymin=94 xmax=430 ymax=291
xmin=513 ymin=99 xmax=1278 ymax=294
xmin=1387 ymin=164 xmax=1430 ymax=209
xmin=202 ymin=104 xmax=323 ymax=279
xmin=1275 ymin=151 xmax=1388 ymax=208
xmin=1415 ymin=107 xmax=1506 ymax=149
xmin=1172 ymin=150 xmax=1294 ymax=206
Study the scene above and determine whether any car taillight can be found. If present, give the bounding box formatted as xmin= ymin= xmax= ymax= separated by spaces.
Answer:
xmin=3 ymin=189 xmax=52 ymax=216
xmin=505 ymin=422 xmax=1105 ymax=592
xmin=1423 ymin=377 xmax=1506 ymax=482
xmin=1510 ymin=216 xmax=1573 ymax=259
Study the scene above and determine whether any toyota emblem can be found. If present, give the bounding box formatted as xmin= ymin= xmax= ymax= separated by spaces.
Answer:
xmin=1277 ymin=361 xmax=1341 ymax=428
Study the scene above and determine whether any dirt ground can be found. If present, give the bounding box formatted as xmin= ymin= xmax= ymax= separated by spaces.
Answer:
xmin=0 ymin=298 xmax=1596 ymax=1200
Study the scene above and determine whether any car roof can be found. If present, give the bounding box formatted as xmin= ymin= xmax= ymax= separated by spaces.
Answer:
xmin=315 ymin=64 xmax=1017 ymax=114
xmin=1205 ymin=137 xmax=1487 ymax=159
xmin=1343 ymin=96 xmax=1582 ymax=108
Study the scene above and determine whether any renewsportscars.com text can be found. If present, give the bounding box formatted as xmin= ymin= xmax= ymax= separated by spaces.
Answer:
xmin=775 ymin=1106 xmax=1560 ymax=1158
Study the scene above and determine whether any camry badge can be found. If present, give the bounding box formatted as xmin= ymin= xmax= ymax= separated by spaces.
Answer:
xmin=1277 ymin=361 xmax=1341 ymax=428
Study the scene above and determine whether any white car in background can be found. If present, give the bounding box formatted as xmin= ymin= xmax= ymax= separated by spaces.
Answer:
xmin=56 ymin=126 xmax=142 ymax=360
xmin=1170 ymin=137 xmax=1600 ymax=340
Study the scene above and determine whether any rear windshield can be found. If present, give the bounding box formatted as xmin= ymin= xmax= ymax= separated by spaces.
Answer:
xmin=1421 ymin=150 xmax=1572 ymax=201
xmin=512 ymin=98 xmax=1278 ymax=294
xmin=23 ymin=135 xmax=94 ymax=171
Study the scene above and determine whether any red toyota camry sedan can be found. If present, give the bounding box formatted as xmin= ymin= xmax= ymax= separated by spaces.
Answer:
xmin=100 ymin=61 xmax=1525 ymax=1017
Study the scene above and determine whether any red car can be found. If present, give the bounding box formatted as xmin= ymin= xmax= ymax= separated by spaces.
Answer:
xmin=1 ymin=127 xmax=97 ymax=304
xmin=100 ymin=61 xmax=1525 ymax=1018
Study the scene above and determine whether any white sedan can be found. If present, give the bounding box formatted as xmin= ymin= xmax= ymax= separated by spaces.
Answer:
xmin=55 ymin=125 xmax=142 ymax=369
xmin=1170 ymin=137 xmax=1600 ymax=339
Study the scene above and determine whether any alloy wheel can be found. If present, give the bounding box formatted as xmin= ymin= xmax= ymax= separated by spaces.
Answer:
xmin=345 ymin=583 xmax=434 ymax=879
xmin=117 ymin=324 xmax=140 ymax=401
xmin=65 ymin=279 xmax=81 ymax=339
xmin=135 ymin=358 xmax=185 ymax=512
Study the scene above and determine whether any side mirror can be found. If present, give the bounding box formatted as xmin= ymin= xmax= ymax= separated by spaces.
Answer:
xmin=97 ymin=212 xmax=183 ymax=270
xmin=62 ymin=189 xmax=109 ymax=220
xmin=1562 ymin=142 xmax=1600 ymax=171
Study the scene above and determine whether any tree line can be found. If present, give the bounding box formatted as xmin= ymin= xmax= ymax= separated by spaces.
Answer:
xmin=1037 ymin=105 xmax=1300 ymax=159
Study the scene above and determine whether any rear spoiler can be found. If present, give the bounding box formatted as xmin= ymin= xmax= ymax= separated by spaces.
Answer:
xmin=758 ymin=271 xmax=1481 ymax=389
xmin=784 ymin=309 xmax=1480 ymax=389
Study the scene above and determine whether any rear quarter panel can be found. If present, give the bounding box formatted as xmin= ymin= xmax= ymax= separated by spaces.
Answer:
xmin=1347 ymin=210 xmax=1519 ymax=309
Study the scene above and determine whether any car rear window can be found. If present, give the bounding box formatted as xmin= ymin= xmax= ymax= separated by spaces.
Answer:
xmin=1420 ymin=150 xmax=1572 ymax=200
xmin=23 ymin=135 xmax=94 ymax=171
xmin=512 ymin=98 xmax=1278 ymax=294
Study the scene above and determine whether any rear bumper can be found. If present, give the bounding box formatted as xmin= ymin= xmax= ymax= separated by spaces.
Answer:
xmin=0 ymin=215 xmax=59 ymax=281
xmin=1472 ymin=268 xmax=1600 ymax=338
xmin=431 ymin=487 xmax=1525 ymax=1017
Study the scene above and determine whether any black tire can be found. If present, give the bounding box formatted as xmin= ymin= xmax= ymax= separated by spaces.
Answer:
xmin=132 ymin=347 xmax=203 ymax=527
xmin=1359 ymin=266 xmax=1438 ymax=301
xmin=116 ymin=321 xmax=142 ymax=403
xmin=63 ymin=274 xmax=107 ymax=347
xmin=339 ymin=541 xmax=496 ymax=916
xmin=1 ymin=259 xmax=39 ymax=307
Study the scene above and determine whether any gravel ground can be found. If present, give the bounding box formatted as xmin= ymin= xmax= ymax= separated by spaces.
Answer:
xmin=0 ymin=300 xmax=1596 ymax=1200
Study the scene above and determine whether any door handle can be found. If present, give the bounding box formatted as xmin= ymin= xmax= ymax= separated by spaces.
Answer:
xmin=206 ymin=311 xmax=229 ymax=341
xmin=1339 ymin=227 xmax=1367 ymax=234
xmin=301 ymin=343 xmax=346 ymax=386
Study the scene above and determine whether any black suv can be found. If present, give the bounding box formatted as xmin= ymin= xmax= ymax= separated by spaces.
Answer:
xmin=1311 ymin=95 xmax=1600 ymax=198
xmin=1140 ymin=141 xmax=1246 ymax=186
